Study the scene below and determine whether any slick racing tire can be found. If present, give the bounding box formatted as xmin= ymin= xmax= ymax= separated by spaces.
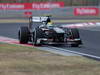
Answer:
xmin=33 ymin=29 xmax=38 ymax=46
xmin=69 ymin=28 xmax=80 ymax=39
xmin=18 ymin=26 xmax=29 ymax=44
xmin=33 ymin=28 xmax=44 ymax=46
xmin=69 ymin=28 xmax=80 ymax=47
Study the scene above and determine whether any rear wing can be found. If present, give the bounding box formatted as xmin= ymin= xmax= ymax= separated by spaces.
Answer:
xmin=32 ymin=16 xmax=48 ymax=22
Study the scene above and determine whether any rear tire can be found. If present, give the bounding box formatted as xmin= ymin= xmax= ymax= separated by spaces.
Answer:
xmin=18 ymin=26 xmax=29 ymax=44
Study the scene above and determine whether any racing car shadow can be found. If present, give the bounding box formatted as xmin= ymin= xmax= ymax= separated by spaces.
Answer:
xmin=47 ymin=44 xmax=83 ymax=48
xmin=27 ymin=42 xmax=83 ymax=48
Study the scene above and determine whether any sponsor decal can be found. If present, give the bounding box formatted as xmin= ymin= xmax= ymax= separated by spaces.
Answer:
xmin=74 ymin=8 xmax=99 ymax=16
xmin=0 ymin=3 xmax=25 ymax=10
xmin=0 ymin=2 xmax=64 ymax=10
xmin=32 ymin=2 xmax=64 ymax=9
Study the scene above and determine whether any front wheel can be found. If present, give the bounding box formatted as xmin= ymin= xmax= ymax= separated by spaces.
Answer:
xmin=67 ymin=28 xmax=82 ymax=47
xmin=33 ymin=30 xmax=38 ymax=46
xmin=68 ymin=28 xmax=80 ymax=39
xmin=32 ymin=28 xmax=43 ymax=46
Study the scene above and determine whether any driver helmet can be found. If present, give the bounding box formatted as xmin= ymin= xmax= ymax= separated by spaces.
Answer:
xmin=47 ymin=22 xmax=53 ymax=26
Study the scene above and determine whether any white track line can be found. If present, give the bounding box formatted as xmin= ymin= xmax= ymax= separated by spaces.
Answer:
xmin=0 ymin=36 xmax=77 ymax=56
xmin=49 ymin=46 xmax=100 ymax=60
xmin=0 ymin=36 xmax=100 ymax=60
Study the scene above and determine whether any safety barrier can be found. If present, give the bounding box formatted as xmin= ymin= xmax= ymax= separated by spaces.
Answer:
xmin=0 ymin=4 xmax=100 ymax=19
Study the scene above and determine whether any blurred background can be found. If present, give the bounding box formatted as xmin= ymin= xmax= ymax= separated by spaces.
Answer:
xmin=0 ymin=0 xmax=100 ymax=19
xmin=0 ymin=0 xmax=99 ymax=6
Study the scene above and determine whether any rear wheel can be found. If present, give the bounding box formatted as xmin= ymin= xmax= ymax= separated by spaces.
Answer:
xmin=18 ymin=26 xmax=29 ymax=44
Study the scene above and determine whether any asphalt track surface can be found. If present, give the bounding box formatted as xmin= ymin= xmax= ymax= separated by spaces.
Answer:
xmin=0 ymin=22 xmax=100 ymax=58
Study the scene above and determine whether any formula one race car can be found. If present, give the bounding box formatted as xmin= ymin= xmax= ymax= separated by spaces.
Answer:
xmin=18 ymin=16 xmax=82 ymax=47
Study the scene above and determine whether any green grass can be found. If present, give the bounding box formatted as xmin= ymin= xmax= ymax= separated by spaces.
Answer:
xmin=0 ymin=43 xmax=100 ymax=75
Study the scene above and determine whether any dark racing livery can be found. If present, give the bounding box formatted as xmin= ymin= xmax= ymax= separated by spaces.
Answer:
xmin=18 ymin=16 xmax=82 ymax=47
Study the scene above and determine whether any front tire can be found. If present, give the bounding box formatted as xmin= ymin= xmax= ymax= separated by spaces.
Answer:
xmin=69 ymin=28 xmax=80 ymax=39
xmin=68 ymin=28 xmax=81 ymax=47
xmin=33 ymin=30 xmax=38 ymax=46
xmin=32 ymin=28 xmax=44 ymax=46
